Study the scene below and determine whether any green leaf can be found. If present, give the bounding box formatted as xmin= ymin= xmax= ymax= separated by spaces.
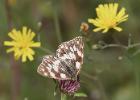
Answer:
xmin=74 ymin=93 xmax=87 ymax=97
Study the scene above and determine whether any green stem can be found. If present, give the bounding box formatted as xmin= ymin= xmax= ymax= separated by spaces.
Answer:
xmin=53 ymin=3 xmax=62 ymax=43
xmin=61 ymin=93 xmax=67 ymax=100
xmin=134 ymin=64 xmax=140 ymax=100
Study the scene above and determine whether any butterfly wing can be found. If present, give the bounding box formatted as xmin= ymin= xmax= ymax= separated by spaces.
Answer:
xmin=56 ymin=36 xmax=84 ymax=76
xmin=37 ymin=55 xmax=71 ymax=80
xmin=37 ymin=36 xmax=84 ymax=80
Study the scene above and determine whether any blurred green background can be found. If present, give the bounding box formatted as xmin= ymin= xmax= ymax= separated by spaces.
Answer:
xmin=0 ymin=0 xmax=140 ymax=100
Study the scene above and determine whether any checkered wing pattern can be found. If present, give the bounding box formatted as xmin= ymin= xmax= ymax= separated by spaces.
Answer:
xmin=37 ymin=36 xmax=84 ymax=80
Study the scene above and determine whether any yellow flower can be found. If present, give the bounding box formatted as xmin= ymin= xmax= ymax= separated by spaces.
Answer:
xmin=4 ymin=26 xmax=41 ymax=62
xmin=88 ymin=3 xmax=128 ymax=33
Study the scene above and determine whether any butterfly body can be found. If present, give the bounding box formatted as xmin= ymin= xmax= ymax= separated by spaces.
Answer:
xmin=37 ymin=36 xmax=84 ymax=80
xmin=60 ymin=59 xmax=77 ymax=80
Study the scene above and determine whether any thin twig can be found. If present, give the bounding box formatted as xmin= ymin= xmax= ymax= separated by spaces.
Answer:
xmin=101 ymin=44 xmax=128 ymax=49
xmin=129 ymin=43 xmax=140 ymax=48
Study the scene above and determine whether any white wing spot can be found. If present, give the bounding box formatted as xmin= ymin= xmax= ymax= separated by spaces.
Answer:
xmin=69 ymin=52 xmax=76 ymax=60
xmin=54 ymin=67 xmax=59 ymax=72
xmin=76 ymin=62 xmax=81 ymax=69
xmin=61 ymin=45 xmax=64 ymax=48
xmin=70 ymin=47 xmax=74 ymax=52
xmin=77 ymin=50 xmax=82 ymax=56
xmin=41 ymin=68 xmax=45 ymax=72
xmin=73 ymin=45 xmax=77 ymax=51
xmin=48 ymin=64 xmax=53 ymax=68
xmin=65 ymin=45 xmax=68 ymax=49
xmin=50 ymin=72 xmax=55 ymax=78
xmin=55 ymin=60 xmax=60 ymax=65
xmin=60 ymin=73 xmax=66 ymax=79
xmin=44 ymin=72 xmax=48 ymax=76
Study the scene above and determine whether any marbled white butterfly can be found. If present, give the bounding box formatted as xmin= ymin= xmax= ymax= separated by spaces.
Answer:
xmin=37 ymin=36 xmax=84 ymax=80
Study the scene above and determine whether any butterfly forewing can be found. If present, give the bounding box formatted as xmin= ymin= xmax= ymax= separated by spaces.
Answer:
xmin=37 ymin=36 xmax=84 ymax=80
xmin=56 ymin=36 xmax=84 ymax=75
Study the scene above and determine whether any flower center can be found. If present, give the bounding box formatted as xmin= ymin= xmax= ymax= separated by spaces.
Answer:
xmin=105 ymin=19 xmax=116 ymax=28
xmin=19 ymin=40 xmax=30 ymax=49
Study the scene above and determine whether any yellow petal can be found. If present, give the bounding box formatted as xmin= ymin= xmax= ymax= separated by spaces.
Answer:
xmin=6 ymin=47 xmax=15 ymax=53
xmin=113 ymin=26 xmax=122 ymax=32
xmin=27 ymin=54 xmax=34 ymax=61
xmin=93 ymin=27 xmax=103 ymax=32
xmin=28 ymin=48 xmax=35 ymax=55
xmin=30 ymin=42 xmax=41 ymax=47
xmin=118 ymin=15 xmax=128 ymax=23
xmin=29 ymin=32 xmax=35 ymax=40
xmin=14 ymin=51 xmax=21 ymax=60
xmin=14 ymin=54 xmax=21 ymax=60
xmin=8 ymin=29 xmax=22 ymax=41
xmin=4 ymin=41 xmax=16 ymax=46
xmin=22 ymin=54 xmax=27 ymax=62
xmin=88 ymin=18 xmax=101 ymax=27
xmin=8 ymin=31 xmax=16 ymax=40
xmin=88 ymin=19 xmax=95 ymax=23
xmin=116 ymin=8 xmax=126 ymax=19
xmin=102 ymin=28 xmax=109 ymax=33
xmin=27 ymin=29 xmax=32 ymax=39
xmin=113 ymin=3 xmax=118 ymax=15
xmin=26 ymin=48 xmax=34 ymax=61
xmin=22 ymin=26 xmax=27 ymax=36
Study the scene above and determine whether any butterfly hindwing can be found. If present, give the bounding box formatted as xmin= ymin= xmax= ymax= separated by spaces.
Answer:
xmin=37 ymin=55 xmax=71 ymax=80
